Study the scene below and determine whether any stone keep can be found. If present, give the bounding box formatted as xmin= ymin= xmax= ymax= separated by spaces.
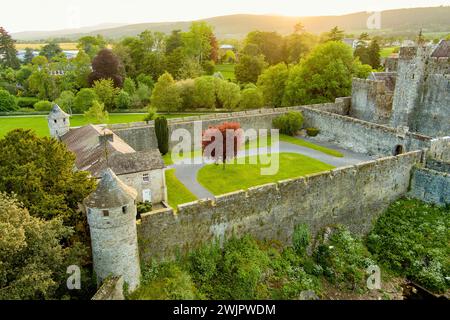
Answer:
xmin=48 ymin=104 xmax=70 ymax=139
xmin=84 ymin=168 xmax=141 ymax=292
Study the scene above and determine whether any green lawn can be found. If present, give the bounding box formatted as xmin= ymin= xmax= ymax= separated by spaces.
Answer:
xmin=197 ymin=152 xmax=335 ymax=195
xmin=162 ymin=134 xmax=343 ymax=165
xmin=214 ymin=64 xmax=236 ymax=80
xmin=380 ymin=47 xmax=399 ymax=58
xmin=279 ymin=135 xmax=343 ymax=157
xmin=0 ymin=113 xmax=201 ymax=137
xmin=165 ymin=169 xmax=197 ymax=209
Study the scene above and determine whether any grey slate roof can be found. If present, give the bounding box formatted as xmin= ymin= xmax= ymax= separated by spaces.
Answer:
xmin=61 ymin=124 xmax=164 ymax=178
xmin=48 ymin=104 xmax=69 ymax=120
xmin=84 ymin=168 xmax=137 ymax=208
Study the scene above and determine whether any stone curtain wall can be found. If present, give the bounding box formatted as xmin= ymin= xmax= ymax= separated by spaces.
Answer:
xmin=350 ymin=78 xmax=394 ymax=124
xmin=409 ymin=167 xmax=450 ymax=206
xmin=295 ymin=106 xmax=431 ymax=157
xmin=429 ymin=137 xmax=450 ymax=162
xmin=137 ymin=151 xmax=422 ymax=262
xmin=91 ymin=276 xmax=125 ymax=300
xmin=111 ymin=100 xmax=432 ymax=158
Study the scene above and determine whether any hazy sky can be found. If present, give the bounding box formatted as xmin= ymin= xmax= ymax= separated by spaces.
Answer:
xmin=2 ymin=0 xmax=450 ymax=32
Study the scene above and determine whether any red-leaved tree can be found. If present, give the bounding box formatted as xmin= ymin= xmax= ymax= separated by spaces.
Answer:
xmin=202 ymin=122 xmax=243 ymax=169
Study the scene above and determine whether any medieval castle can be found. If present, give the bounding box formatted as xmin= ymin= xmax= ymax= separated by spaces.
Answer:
xmin=48 ymin=41 xmax=450 ymax=298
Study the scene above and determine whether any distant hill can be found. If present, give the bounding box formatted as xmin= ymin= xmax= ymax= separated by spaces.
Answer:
xmin=12 ymin=6 xmax=450 ymax=41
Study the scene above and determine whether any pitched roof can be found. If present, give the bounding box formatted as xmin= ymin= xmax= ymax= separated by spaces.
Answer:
xmin=431 ymin=40 xmax=450 ymax=58
xmin=61 ymin=124 xmax=163 ymax=177
xmin=84 ymin=168 xmax=137 ymax=208
xmin=48 ymin=104 xmax=69 ymax=119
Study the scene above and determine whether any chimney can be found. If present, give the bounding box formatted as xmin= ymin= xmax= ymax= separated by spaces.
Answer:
xmin=99 ymin=130 xmax=114 ymax=144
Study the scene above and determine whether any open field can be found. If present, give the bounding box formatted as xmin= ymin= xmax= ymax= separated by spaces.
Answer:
xmin=214 ymin=64 xmax=236 ymax=80
xmin=0 ymin=113 xmax=202 ymax=137
xmin=15 ymin=42 xmax=79 ymax=50
xmin=197 ymin=152 xmax=335 ymax=195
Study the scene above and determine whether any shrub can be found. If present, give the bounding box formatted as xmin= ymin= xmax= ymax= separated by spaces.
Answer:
xmin=54 ymin=91 xmax=75 ymax=112
xmin=176 ymin=79 xmax=196 ymax=111
xmin=137 ymin=201 xmax=152 ymax=214
xmin=306 ymin=127 xmax=320 ymax=137
xmin=155 ymin=116 xmax=169 ymax=155
xmin=239 ymin=84 xmax=263 ymax=110
xmin=115 ymin=90 xmax=131 ymax=109
xmin=74 ymin=88 xmax=99 ymax=113
xmin=84 ymin=100 xmax=109 ymax=124
xmin=202 ymin=60 xmax=215 ymax=75
xmin=292 ymin=223 xmax=310 ymax=255
xmin=193 ymin=76 xmax=217 ymax=109
xmin=272 ymin=111 xmax=304 ymax=136
xmin=367 ymin=199 xmax=449 ymax=293
xmin=314 ymin=225 xmax=374 ymax=291
xmin=217 ymin=80 xmax=241 ymax=109
xmin=144 ymin=106 xmax=157 ymax=121
xmin=33 ymin=100 xmax=52 ymax=111
xmin=0 ymin=89 xmax=18 ymax=112
xmin=16 ymin=97 xmax=39 ymax=109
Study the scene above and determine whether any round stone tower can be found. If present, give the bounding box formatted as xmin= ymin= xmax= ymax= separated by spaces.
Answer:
xmin=48 ymin=104 xmax=70 ymax=139
xmin=84 ymin=168 xmax=141 ymax=292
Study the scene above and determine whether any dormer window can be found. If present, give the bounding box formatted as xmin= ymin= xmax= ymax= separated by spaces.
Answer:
xmin=102 ymin=210 xmax=109 ymax=217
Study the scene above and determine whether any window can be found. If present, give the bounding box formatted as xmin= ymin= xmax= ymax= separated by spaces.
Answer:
xmin=143 ymin=173 xmax=150 ymax=183
xmin=122 ymin=205 xmax=127 ymax=214
xmin=54 ymin=119 xmax=57 ymax=123
xmin=88 ymin=208 xmax=92 ymax=215
xmin=102 ymin=210 xmax=109 ymax=217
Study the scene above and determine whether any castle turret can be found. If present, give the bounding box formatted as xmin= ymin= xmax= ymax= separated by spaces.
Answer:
xmin=84 ymin=168 xmax=141 ymax=292
xmin=48 ymin=104 xmax=70 ymax=139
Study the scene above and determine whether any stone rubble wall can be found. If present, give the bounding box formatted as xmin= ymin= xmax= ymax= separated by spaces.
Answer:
xmin=91 ymin=276 xmax=125 ymax=300
xmin=409 ymin=166 xmax=450 ymax=206
xmin=111 ymin=100 xmax=432 ymax=158
xmin=137 ymin=150 xmax=423 ymax=262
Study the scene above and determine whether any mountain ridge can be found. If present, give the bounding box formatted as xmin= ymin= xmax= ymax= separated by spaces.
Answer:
xmin=11 ymin=6 xmax=450 ymax=41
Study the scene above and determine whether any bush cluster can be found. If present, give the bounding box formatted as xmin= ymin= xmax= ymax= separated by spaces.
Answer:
xmin=272 ymin=111 xmax=304 ymax=136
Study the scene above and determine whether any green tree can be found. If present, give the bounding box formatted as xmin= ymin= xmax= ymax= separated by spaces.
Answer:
xmin=0 ymin=89 xmax=18 ymax=111
xmin=242 ymin=31 xmax=285 ymax=65
xmin=92 ymin=79 xmax=120 ymax=111
xmin=77 ymin=35 xmax=106 ymax=59
xmin=0 ymin=27 xmax=20 ymax=69
xmin=150 ymin=72 xmax=181 ymax=112
xmin=176 ymin=79 xmax=196 ymax=111
xmin=367 ymin=39 xmax=381 ymax=69
xmin=0 ymin=193 xmax=88 ymax=300
xmin=123 ymin=77 xmax=136 ymax=95
xmin=0 ymin=129 xmax=96 ymax=230
xmin=72 ymin=50 xmax=91 ymax=89
xmin=39 ymin=41 xmax=62 ymax=61
xmin=23 ymin=47 xmax=34 ymax=64
xmin=155 ymin=116 xmax=169 ymax=155
xmin=239 ymin=84 xmax=264 ymax=110
xmin=28 ymin=61 xmax=57 ymax=100
xmin=323 ymin=26 xmax=345 ymax=42
xmin=166 ymin=29 xmax=183 ymax=54
xmin=183 ymin=22 xmax=214 ymax=64
xmin=193 ymin=76 xmax=217 ymax=109
xmin=235 ymin=54 xmax=266 ymax=84
xmin=84 ymin=100 xmax=109 ymax=124
xmin=217 ymin=80 xmax=240 ymax=109
xmin=55 ymin=90 xmax=75 ymax=112
xmin=257 ymin=63 xmax=289 ymax=107
xmin=283 ymin=41 xmax=371 ymax=106
xmin=73 ymin=88 xmax=99 ymax=113
xmin=115 ymin=90 xmax=131 ymax=109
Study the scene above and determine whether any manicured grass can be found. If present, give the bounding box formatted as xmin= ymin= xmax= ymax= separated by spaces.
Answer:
xmin=279 ymin=135 xmax=344 ymax=157
xmin=197 ymin=152 xmax=335 ymax=195
xmin=380 ymin=47 xmax=399 ymax=58
xmin=0 ymin=113 xmax=202 ymax=137
xmin=214 ymin=64 xmax=236 ymax=80
xmin=165 ymin=169 xmax=197 ymax=209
